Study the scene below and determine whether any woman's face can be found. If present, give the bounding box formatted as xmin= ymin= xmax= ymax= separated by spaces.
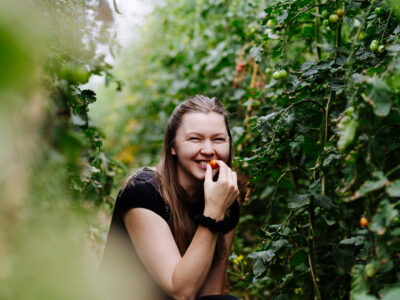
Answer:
xmin=171 ymin=112 xmax=230 ymax=189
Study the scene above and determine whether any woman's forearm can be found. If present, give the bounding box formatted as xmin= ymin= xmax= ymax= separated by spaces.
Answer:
xmin=170 ymin=225 xmax=219 ymax=299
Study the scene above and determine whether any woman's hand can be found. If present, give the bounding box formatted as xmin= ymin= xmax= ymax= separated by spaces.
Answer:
xmin=203 ymin=160 xmax=239 ymax=220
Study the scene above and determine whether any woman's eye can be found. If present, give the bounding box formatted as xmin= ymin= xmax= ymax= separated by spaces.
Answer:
xmin=189 ymin=137 xmax=200 ymax=141
xmin=214 ymin=138 xmax=226 ymax=142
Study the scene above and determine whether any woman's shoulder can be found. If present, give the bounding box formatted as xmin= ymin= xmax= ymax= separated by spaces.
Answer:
xmin=115 ymin=167 xmax=169 ymax=222
xmin=123 ymin=167 xmax=160 ymax=190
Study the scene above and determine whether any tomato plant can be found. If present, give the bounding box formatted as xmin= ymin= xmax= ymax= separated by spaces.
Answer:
xmin=92 ymin=0 xmax=400 ymax=299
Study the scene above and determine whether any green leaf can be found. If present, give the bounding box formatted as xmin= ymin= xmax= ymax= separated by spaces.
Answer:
xmin=370 ymin=199 xmax=398 ymax=235
xmin=386 ymin=74 xmax=400 ymax=91
xmin=332 ymin=246 xmax=356 ymax=272
xmin=249 ymin=250 xmax=275 ymax=277
xmin=249 ymin=46 xmax=263 ymax=63
xmin=386 ymin=179 xmax=400 ymax=197
xmin=288 ymin=194 xmax=309 ymax=209
xmin=351 ymin=264 xmax=368 ymax=295
xmin=350 ymin=171 xmax=388 ymax=200
xmin=314 ymin=194 xmax=333 ymax=209
xmin=257 ymin=111 xmax=281 ymax=137
xmin=260 ymin=185 xmax=274 ymax=199
xmin=391 ymin=228 xmax=400 ymax=236
xmin=367 ymin=78 xmax=392 ymax=117
xmin=271 ymin=239 xmax=288 ymax=251
xmin=323 ymin=154 xmax=343 ymax=167
xmin=300 ymin=60 xmax=315 ymax=72
xmin=339 ymin=236 xmax=365 ymax=246
xmin=291 ymin=250 xmax=307 ymax=267
xmin=337 ymin=116 xmax=359 ymax=152
xmin=352 ymin=294 xmax=378 ymax=300
xmin=81 ymin=89 xmax=96 ymax=103
xmin=276 ymin=10 xmax=288 ymax=24
xmin=382 ymin=287 xmax=400 ymax=300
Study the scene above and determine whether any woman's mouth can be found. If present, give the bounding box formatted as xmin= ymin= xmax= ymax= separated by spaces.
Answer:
xmin=195 ymin=160 xmax=210 ymax=169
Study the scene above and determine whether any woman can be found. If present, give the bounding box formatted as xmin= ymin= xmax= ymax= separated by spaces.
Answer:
xmin=99 ymin=95 xmax=241 ymax=300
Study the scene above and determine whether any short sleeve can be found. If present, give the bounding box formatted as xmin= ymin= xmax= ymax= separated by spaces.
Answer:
xmin=113 ymin=170 xmax=170 ymax=223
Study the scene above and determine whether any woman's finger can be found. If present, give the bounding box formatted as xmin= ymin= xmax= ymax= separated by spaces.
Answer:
xmin=216 ymin=160 xmax=228 ymax=182
xmin=232 ymin=171 xmax=239 ymax=197
xmin=204 ymin=163 xmax=213 ymax=184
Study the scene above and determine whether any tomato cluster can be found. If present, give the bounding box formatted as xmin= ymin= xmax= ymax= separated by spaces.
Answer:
xmin=369 ymin=40 xmax=385 ymax=54
xmin=321 ymin=8 xmax=344 ymax=29
xmin=272 ymin=69 xmax=288 ymax=80
xmin=236 ymin=62 xmax=246 ymax=73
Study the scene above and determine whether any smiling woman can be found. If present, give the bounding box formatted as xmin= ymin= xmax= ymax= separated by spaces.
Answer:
xmin=99 ymin=95 xmax=241 ymax=300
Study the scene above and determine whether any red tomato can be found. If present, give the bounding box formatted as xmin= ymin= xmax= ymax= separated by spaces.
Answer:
xmin=209 ymin=159 xmax=219 ymax=169
xmin=360 ymin=217 xmax=369 ymax=227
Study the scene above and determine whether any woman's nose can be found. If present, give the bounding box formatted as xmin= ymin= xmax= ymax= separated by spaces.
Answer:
xmin=200 ymin=141 xmax=215 ymax=154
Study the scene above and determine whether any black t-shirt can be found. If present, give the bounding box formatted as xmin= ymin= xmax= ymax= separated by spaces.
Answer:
xmin=98 ymin=168 xmax=240 ymax=300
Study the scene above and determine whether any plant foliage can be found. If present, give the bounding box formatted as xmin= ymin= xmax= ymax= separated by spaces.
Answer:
xmin=94 ymin=0 xmax=400 ymax=298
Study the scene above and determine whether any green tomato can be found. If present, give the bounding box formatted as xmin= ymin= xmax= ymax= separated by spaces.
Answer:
xmin=377 ymin=45 xmax=385 ymax=53
xmin=365 ymin=263 xmax=375 ymax=277
xmin=272 ymin=71 xmax=281 ymax=80
xmin=345 ymin=106 xmax=354 ymax=116
xmin=375 ymin=7 xmax=383 ymax=15
xmin=369 ymin=40 xmax=379 ymax=51
xmin=335 ymin=9 xmax=345 ymax=18
xmin=329 ymin=14 xmax=339 ymax=23
xmin=74 ymin=65 xmax=91 ymax=84
xmin=60 ymin=64 xmax=90 ymax=84
xmin=279 ymin=70 xmax=288 ymax=79
xmin=321 ymin=10 xmax=329 ymax=19
xmin=322 ymin=19 xmax=330 ymax=27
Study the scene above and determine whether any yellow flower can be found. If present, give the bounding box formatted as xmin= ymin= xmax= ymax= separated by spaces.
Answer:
xmin=233 ymin=259 xmax=239 ymax=265
xmin=238 ymin=255 xmax=244 ymax=261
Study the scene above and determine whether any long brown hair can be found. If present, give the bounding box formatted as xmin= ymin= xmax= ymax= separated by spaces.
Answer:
xmin=123 ymin=95 xmax=234 ymax=259
xmin=156 ymin=95 xmax=233 ymax=259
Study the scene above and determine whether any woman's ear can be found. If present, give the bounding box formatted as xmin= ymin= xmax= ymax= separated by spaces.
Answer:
xmin=171 ymin=147 xmax=176 ymax=155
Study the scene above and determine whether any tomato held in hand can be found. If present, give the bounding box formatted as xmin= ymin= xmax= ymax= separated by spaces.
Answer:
xmin=209 ymin=159 xmax=219 ymax=169
xmin=360 ymin=217 xmax=369 ymax=227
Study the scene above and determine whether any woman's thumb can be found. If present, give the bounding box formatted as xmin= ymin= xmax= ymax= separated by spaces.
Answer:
xmin=204 ymin=163 xmax=212 ymax=183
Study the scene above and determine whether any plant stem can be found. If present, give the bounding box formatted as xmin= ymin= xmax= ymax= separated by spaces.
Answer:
xmin=308 ymin=197 xmax=322 ymax=300
xmin=344 ymin=0 xmax=375 ymax=83
xmin=321 ymin=91 xmax=334 ymax=195
xmin=386 ymin=164 xmax=400 ymax=178
xmin=315 ymin=0 xmax=322 ymax=61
